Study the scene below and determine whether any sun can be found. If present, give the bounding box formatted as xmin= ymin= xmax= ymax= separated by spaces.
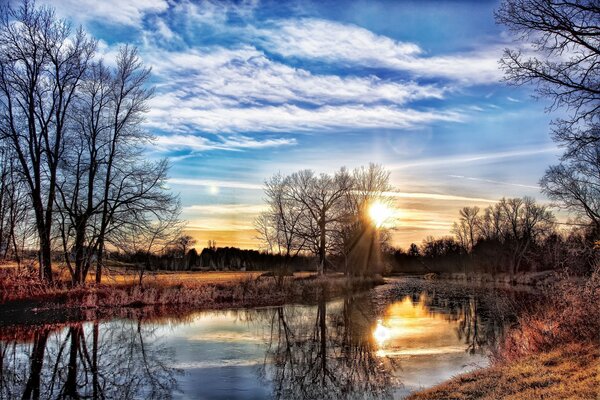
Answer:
xmin=369 ymin=201 xmax=393 ymax=228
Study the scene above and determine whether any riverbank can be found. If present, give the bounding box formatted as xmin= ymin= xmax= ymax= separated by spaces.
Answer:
xmin=415 ymin=270 xmax=562 ymax=287
xmin=0 ymin=266 xmax=383 ymax=319
xmin=409 ymin=266 xmax=600 ymax=399
xmin=408 ymin=343 xmax=599 ymax=400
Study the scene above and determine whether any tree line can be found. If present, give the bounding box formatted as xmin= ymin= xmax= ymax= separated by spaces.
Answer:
xmin=392 ymin=197 xmax=597 ymax=277
xmin=0 ymin=1 xmax=180 ymax=285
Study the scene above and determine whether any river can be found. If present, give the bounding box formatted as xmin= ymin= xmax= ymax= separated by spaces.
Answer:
xmin=0 ymin=277 xmax=535 ymax=399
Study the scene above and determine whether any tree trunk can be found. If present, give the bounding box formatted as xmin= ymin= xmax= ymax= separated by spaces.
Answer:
xmin=21 ymin=328 xmax=49 ymax=400
xmin=318 ymin=217 xmax=326 ymax=275
xmin=96 ymin=240 xmax=104 ymax=284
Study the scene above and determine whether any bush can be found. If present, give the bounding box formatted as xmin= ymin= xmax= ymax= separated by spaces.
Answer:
xmin=495 ymin=263 xmax=600 ymax=362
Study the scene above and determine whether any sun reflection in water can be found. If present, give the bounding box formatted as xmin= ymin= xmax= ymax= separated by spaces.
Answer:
xmin=373 ymin=295 xmax=468 ymax=358
xmin=373 ymin=320 xmax=391 ymax=345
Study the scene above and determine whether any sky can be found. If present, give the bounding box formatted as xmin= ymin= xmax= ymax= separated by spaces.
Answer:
xmin=43 ymin=0 xmax=563 ymax=249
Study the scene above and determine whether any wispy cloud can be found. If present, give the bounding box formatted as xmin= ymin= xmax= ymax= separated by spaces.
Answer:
xmin=153 ymin=134 xmax=296 ymax=153
xmin=448 ymin=175 xmax=539 ymax=189
xmin=260 ymin=19 xmax=504 ymax=84
xmin=41 ymin=0 xmax=168 ymax=26
xmin=140 ymin=45 xmax=454 ymax=133
xmin=147 ymin=103 xmax=462 ymax=133
xmin=384 ymin=191 xmax=497 ymax=203
xmin=168 ymin=178 xmax=263 ymax=191
xmin=388 ymin=146 xmax=559 ymax=170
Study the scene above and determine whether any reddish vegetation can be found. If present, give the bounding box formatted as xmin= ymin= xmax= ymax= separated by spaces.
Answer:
xmin=494 ymin=266 xmax=600 ymax=362
xmin=0 ymin=266 xmax=382 ymax=311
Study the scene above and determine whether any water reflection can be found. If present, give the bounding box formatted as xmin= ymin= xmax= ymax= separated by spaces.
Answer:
xmin=0 ymin=321 xmax=180 ymax=399
xmin=261 ymin=296 xmax=396 ymax=399
xmin=0 ymin=282 xmax=521 ymax=399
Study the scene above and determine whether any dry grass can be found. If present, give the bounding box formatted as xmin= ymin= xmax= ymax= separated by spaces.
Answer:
xmin=494 ymin=265 xmax=600 ymax=363
xmin=0 ymin=263 xmax=381 ymax=312
xmin=408 ymin=343 xmax=599 ymax=400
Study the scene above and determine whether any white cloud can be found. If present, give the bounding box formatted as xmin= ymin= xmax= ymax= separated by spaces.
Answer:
xmin=42 ymin=0 xmax=168 ymax=26
xmin=136 ymin=45 xmax=456 ymax=133
xmin=145 ymin=46 xmax=445 ymax=105
xmin=153 ymin=134 xmax=296 ymax=152
xmin=147 ymin=103 xmax=462 ymax=133
xmin=260 ymin=19 xmax=504 ymax=84
xmin=154 ymin=18 xmax=178 ymax=41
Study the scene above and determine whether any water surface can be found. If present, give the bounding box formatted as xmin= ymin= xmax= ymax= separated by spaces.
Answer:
xmin=0 ymin=279 xmax=523 ymax=399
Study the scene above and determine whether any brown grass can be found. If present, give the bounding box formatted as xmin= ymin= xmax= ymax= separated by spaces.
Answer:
xmin=408 ymin=343 xmax=599 ymax=400
xmin=0 ymin=264 xmax=382 ymax=312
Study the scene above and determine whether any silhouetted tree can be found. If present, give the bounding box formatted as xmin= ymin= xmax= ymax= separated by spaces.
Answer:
xmin=497 ymin=0 xmax=600 ymax=235
xmin=0 ymin=1 xmax=95 ymax=281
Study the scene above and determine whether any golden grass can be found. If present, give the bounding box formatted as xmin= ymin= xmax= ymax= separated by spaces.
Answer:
xmin=408 ymin=343 xmax=599 ymax=400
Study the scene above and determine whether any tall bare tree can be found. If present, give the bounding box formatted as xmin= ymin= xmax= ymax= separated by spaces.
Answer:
xmin=0 ymin=1 xmax=95 ymax=281
xmin=55 ymin=45 xmax=162 ymax=285
xmin=285 ymin=168 xmax=353 ymax=275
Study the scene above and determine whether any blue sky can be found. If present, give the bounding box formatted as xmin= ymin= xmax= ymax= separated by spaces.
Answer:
xmin=44 ymin=0 xmax=562 ymax=248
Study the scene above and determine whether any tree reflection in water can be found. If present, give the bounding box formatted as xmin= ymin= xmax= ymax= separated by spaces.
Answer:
xmin=0 ymin=320 xmax=180 ymax=399
xmin=261 ymin=294 xmax=397 ymax=400
xmin=0 ymin=283 xmax=524 ymax=399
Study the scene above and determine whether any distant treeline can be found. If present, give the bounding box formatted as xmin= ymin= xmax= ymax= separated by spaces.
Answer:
xmin=111 ymin=245 xmax=314 ymax=272
xmin=390 ymin=197 xmax=597 ymax=277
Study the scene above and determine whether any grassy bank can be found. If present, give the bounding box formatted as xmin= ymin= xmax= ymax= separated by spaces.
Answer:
xmin=0 ymin=266 xmax=383 ymax=314
xmin=408 ymin=343 xmax=598 ymax=400
xmin=409 ymin=266 xmax=600 ymax=399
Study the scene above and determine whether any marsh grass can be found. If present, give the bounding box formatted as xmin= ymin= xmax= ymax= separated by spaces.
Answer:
xmin=0 ymin=265 xmax=383 ymax=311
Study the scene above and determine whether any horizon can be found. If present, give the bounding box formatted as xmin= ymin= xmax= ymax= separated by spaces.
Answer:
xmin=40 ymin=0 xmax=565 ymax=249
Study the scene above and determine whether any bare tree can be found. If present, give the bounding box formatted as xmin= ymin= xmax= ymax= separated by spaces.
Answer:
xmin=258 ymin=164 xmax=392 ymax=276
xmin=452 ymin=206 xmax=480 ymax=251
xmin=285 ymin=168 xmax=353 ymax=275
xmin=541 ymin=144 xmax=600 ymax=230
xmin=259 ymin=172 xmax=307 ymax=264
xmin=496 ymin=197 xmax=555 ymax=281
xmin=497 ymin=0 xmax=600 ymax=234
xmin=0 ymin=1 xmax=95 ymax=281
xmin=497 ymin=0 xmax=599 ymax=148
xmin=113 ymin=199 xmax=182 ymax=286
xmin=338 ymin=163 xmax=392 ymax=276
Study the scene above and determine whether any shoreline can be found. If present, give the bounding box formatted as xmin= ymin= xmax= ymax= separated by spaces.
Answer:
xmin=408 ymin=343 xmax=599 ymax=400
xmin=0 ymin=270 xmax=384 ymax=328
